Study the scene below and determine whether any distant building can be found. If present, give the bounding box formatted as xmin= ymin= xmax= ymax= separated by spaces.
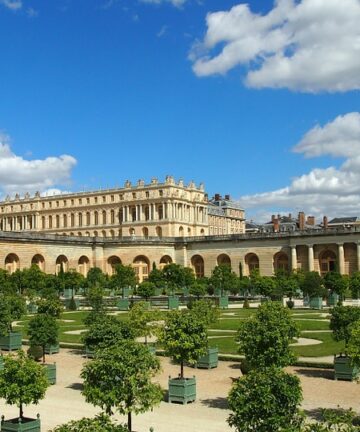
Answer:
xmin=326 ymin=217 xmax=360 ymax=229
xmin=245 ymin=212 xmax=320 ymax=233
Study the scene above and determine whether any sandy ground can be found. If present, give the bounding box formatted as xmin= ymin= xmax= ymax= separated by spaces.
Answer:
xmin=1 ymin=349 xmax=360 ymax=432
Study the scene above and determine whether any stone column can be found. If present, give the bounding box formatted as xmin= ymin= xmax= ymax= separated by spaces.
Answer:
xmin=291 ymin=246 xmax=297 ymax=270
xmin=338 ymin=243 xmax=345 ymax=275
xmin=308 ymin=244 xmax=314 ymax=272
xmin=135 ymin=205 xmax=139 ymax=221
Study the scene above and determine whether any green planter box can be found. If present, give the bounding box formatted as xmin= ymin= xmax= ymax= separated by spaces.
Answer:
xmin=27 ymin=303 xmax=38 ymax=314
xmin=148 ymin=344 xmax=156 ymax=355
xmin=85 ymin=346 xmax=95 ymax=358
xmin=122 ymin=287 xmax=130 ymax=298
xmin=309 ymin=297 xmax=323 ymax=310
xmin=143 ymin=301 xmax=151 ymax=310
xmin=45 ymin=363 xmax=57 ymax=385
xmin=1 ymin=415 xmax=41 ymax=432
xmin=196 ymin=347 xmax=218 ymax=369
xmin=117 ymin=298 xmax=130 ymax=311
xmin=168 ymin=296 xmax=179 ymax=310
xmin=217 ymin=296 xmax=229 ymax=309
xmin=303 ymin=296 xmax=309 ymax=307
xmin=328 ymin=293 xmax=340 ymax=306
xmin=154 ymin=287 xmax=163 ymax=296
xmin=0 ymin=332 xmax=22 ymax=351
xmin=0 ymin=355 xmax=3 ymax=370
xmin=63 ymin=288 xmax=73 ymax=299
xmin=168 ymin=376 xmax=196 ymax=404
xmin=45 ymin=343 xmax=60 ymax=355
xmin=183 ymin=287 xmax=189 ymax=297
xmin=65 ymin=298 xmax=80 ymax=310
xmin=334 ymin=355 xmax=359 ymax=381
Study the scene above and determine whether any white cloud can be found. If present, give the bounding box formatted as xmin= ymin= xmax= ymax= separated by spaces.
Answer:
xmin=0 ymin=133 xmax=77 ymax=197
xmin=0 ymin=0 xmax=22 ymax=10
xmin=238 ymin=113 xmax=360 ymax=220
xmin=191 ymin=0 xmax=360 ymax=92
xmin=140 ymin=0 xmax=188 ymax=7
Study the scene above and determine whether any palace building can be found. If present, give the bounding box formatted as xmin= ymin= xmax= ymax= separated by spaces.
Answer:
xmin=0 ymin=177 xmax=245 ymax=239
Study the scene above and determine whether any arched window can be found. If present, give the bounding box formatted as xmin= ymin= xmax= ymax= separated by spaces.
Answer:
xmin=245 ymin=253 xmax=259 ymax=275
xmin=102 ymin=210 xmax=107 ymax=225
xmin=78 ymin=213 xmax=83 ymax=227
xmin=107 ymin=256 xmax=121 ymax=275
xmin=142 ymin=227 xmax=149 ymax=239
xmin=56 ymin=255 xmax=68 ymax=274
xmin=63 ymin=214 xmax=67 ymax=228
xmin=179 ymin=226 xmax=184 ymax=237
xmin=42 ymin=216 xmax=46 ymax=229
xmin=133 ymin=256 xmax=150 ymax=283
xmin=191 ymin=255 xmax=205 ymax=278
xmin=31 ymin=254 xmax=45 ymax=272
xmin=86 ymin=212 xmax=91 ymax=226
xmin=110 ymin=210 xmax=115 ymax=224
xmin=78 ymin=256 xmax=90 ymax=276
xmin=274 ymin=252 xmax=289 ymax=272
xmin=102 ymin=230 xmax=107 ymax=238
xmin=94 ymin=211 xmax=99 ymax=225
xmin=71 ymin=213 xmax=75 ymax=227
xmin=5 ymin=253 xmax=20 ymax=274
xmin=56 ymin=215 xmax=60 ymax=228
xmin=217 ymin=254 xmax=231 ymax=267
xmin=319 ymin=250 xmax=337 ymax=275
xmin=156 ymin=226 xmax=162 ymax=238
xmin=159 ymin=255 xmax=172 ymax=269
xmin=48 ymin=215 xmax=53 ymax=229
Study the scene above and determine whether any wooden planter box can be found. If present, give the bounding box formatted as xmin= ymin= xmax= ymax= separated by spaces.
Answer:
xmin=154 ymin=287 xmax=163 ymax=296
xmin=303 ymin=296 xmax=309 ymax=307
xmin=328 ymin=293 xmax=340 ymax=307
xmin=44 ymin=363 xmax=57 ymax=385
xmin=196 ymin=347 xmax=218 ymax=369
xmin=1 ymin=415 xmax=41 ymax=432
xmin=168 ymin=376 xmax=196 ymax=404
xmin=44 ymin=343 xmax=60 ymax=355
xmin=117 ymin=298 xmax=130 ymax=311
xmin=309 ymin=297 xmax=323 ymax=310
xmin=84 ymin=346 xmax=95 ymax=358
xmin=27 ymin=304 xmax=38 ymax=314
xmin=217 ymin=296 xmax=229 ymax=309
xmin=168 ymin=296 xmax=179 ymax=310
xmin=0 ymin=355 xmax=3 ymax=370
xmin=63 ymin=288 xmax=73 ymax=299
xmin=0 ymin=332 xmax=22 ymax=351
xmin=334 ymin=355 xmax=359 ymax=381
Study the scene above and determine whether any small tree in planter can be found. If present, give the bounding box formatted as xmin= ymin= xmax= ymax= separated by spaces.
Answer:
xmin=110 ymin=264 xmax=137 ymax=297
xmin=237 ymin=302 xmax=299 ymax=370
xmin=159 ymin=309 xmax=208 ymax=404
xmin=82 ymin=315 xmax=134 ymax=357
xmin=189 ymin=281 xmax=207 ymax=300
xmin=324 ymin=272 xmax=348 ymax=305
xmin=330 ymin=306 xmax=360 ymax=380
xmin=0 ymin=294 xmax=26 ymax=351
xmin=81 ymin=341 xmax=162 ymax=432
xmin=210 ymin=265 xmax=237 ymax=307
xmin=0 ymin=350 xmax=49 ymax=432
xmin=37 ymin=297 xmax=63 ymax=318
xmin=84 ymin=284 xmax=106 ymax=325
xmin=349 ymin=272 xmax=360 ymax=299
xmin=51 ymin=414 xmax=128 ymax=432
xmin=228 ymin=366 xmax=303 ymax=432
xmin=136 ymin=281 xmax=155 ymax=306
xmin=27 ymin=314 xmax=59 ymax=384
xmin=301 ymin=271 xmax=326 ymax=309
xmin=128 ymin=301 xmax=161 ymax=349
xmin=347 ymin=320 xmax=360 ymax=373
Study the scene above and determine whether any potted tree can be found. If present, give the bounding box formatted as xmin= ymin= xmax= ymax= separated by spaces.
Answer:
xmin=81 ymin=341 xmax=162 ymax=432
xmin=0 ymin=294 xmax=26 ymax=351
xmin=36 ymin=298 xmax=63 ymax=355
xmin=136 ymin=281 xmax=155 ymax=309
xmin=0 ymin=350 xmax=49 ymax=432
xmin=159 ymin=309 xmax=208 ymax=404
xmin=189 ymin=299 xmax=220 ymax=369
xmin=27 ymin=314 xmax=59 ymax=384
xmin=324 ymin=271 xmax=348 ymax=306
xmin=110 ymin=264 xmax=137 ymax=308
xmin=330 ymin=305 xmax=360 ymax=380
xmin=51 ymin=414 xmax=128 ymax=431
xmin=128 ymin=301 xmax=161 ymax=354
xmin=162 ymin=264 xmax=194 ymax=310
xmin=210 ymin=265 xmax=238 ymax=309
xmin=301 ymin=271 xmax=326 ymax=309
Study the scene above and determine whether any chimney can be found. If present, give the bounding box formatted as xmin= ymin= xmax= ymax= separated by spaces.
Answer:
xmin=323 ymin=216 xmax=328 ymax=229
xmin=307 ymin=216 xmax=315 ymax=226
xmin=273 ymin=218 xmax=279 ymax=233
xmin=271 ymin=214 xmax=276 ymax=222
xmin=288 ymin=213 xmax=292 ymax=219
xmin=298 ymin=212 xmax=305 ymax=230
xmin=225 ymin=194 xmax=230 ymax=200
xmin=214 ymin=193 xmax=220 ymax=201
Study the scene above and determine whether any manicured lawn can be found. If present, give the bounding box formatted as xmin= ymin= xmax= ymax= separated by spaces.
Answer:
xmin=293 ymin=320 xmax=330 ymax=331
xmin=293 ymin=332 xmax=345 ymax=357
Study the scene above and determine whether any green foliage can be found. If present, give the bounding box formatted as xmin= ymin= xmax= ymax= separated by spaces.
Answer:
xmin=323 ymin=272 xmax=348 ymax=298
xmin=286 ymin=300 xmax=295 ymax=309
xmin=85 ymin=284 xmax=106 ymax=325
xmin=0 ymin=269 xmax=13 ymax=295
xmin=0 ymin=294 xmax=26 ymax=334
xmin=128 ymin=301 xmax=161 ymax=344
xmin=0 ymin=295 xmax=12 ymax=336
xmin=37 ymin=298 xmax=63 ymax=318
xmin=82 ymin=315 xmax=134 ymax=352
xmin=275 ymin=272 xmax=300 ymax=300
xmin=27 ymin=345 xmax=43 ymax=362
xmin=237 ymin=302 xmax=299 ymax=369
xmin=28 ymin=314 xmax=59 ymax=363
xmin=239 ymin=277 xmax=251 ymax=296
xmin=347 ymin=320 xmax=360 ymax=367
xmin=253 ymin=276 xmax=276 ymax=298
xmin=81 ymin=341 xmax=162 ymax=431
xmin=301 ymin=407 xmax=360 ymax=431
xmin=301 ymin=271 xmax=326 ymax=298
xmin=228 ymin=366 xmax=303 ymax=432
xmin=159 ymin=309 xmax=208 ymax=377
xmin=162 ymin=263 xmax=195 ymax=293
xmin=110 ymin=264 xmax=137 ymax=292
xmin=329 ymin=306 xmax=360 ymax=346
xmin=243 ymin=299 xmax=250 ymax=309
xmin=21 ymin=265 xmax=47 ymax=295
xmin=62 ymin=269 xmax=85 ymax=294
xmin=189 ymin=280 xmax=207 ymax=298
xmin=148 ymin=267 xmax=165 ymax=289
xmin=68 ymin=297 xmax=78 ymax=311
xmin=137 ymin=281 xmax=155 ymax=300
xmin=210 ymin=265 xmax=238 ymax=295
xmin=188 ymin=299 xmax=219 ymax=327
xmin=0 ymin=350 xmax=49 ymax=418
xmin=51 ymin=414 xmax=128 ymax=432
xmin=86 ymin=267 xmax=108 ymax=289
xmin=349 ymin=272 xmax=360 ymax=299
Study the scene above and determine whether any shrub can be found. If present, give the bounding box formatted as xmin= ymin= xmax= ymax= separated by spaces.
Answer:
xmin=27 ymin=345 xmax=43 ymax=362
xmin=68 ymin=297 xmax=77 ymax=311
xmin=286 ymin=300 xmax=295 ymax=309
xmin=51 ymin=414 xmax=128 ymax=432
xmin=243 ymin=299 xmax=250 ymax=309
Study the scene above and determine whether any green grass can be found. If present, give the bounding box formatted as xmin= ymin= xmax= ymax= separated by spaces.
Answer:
xmin=293 ymin=332 xmax=345 ymax=357
xmin=294 ymin=320 xmax=330 ymax=331
xmin=208 ymin=337 xmax=239 ymax=355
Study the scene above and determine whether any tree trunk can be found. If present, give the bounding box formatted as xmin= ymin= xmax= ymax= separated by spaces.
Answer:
xmin=43 ymin=345 xmax=46 ymax=364
xmin=20 ymin=402 xmax=23 ymax=419
xmin=180 ymin=361 xmax=184 ymax=379
xmin=127 ymin=411 xmax=132 ymax=432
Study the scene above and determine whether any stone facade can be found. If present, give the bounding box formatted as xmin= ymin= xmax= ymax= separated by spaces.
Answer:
xmin=0 ymin=177 xmax=244 ymax=239
xmin=1 ymin=227 xmax=360 ymax=282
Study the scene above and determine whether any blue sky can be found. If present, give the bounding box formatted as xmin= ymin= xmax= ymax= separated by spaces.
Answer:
xmin=0 ymin=0 xmax=359 ymax=221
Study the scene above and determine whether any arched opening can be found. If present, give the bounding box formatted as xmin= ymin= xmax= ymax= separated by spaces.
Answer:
xmin=191 ymin=255 xmax=205 ymax=278
xmin=245 ymin=253 xmax=259 ymax=275
xmin=31 ymin=254 xmax=45 ymax=272
xmin=187 ymin=227 xmax=191 ymax=236
xmin=56 ymin=255 xmax=69 ymax=274
xmin=179 ymin=226 xmax=184 ymax=237
xmin=78 ymin=256 xmax=90 ymax=276
xmin=5 ymin=253 xmax=20 ymax=274
xmin=156 ymin=226 xmax=162 ymax=238
xmin=217 ymin=254 xmax=231 ymax=267
xmin=94 ymin=231 xmax=98 ymax=237
xmin=159 ymin=255 xmax=172 ymax=269
xmin=274 ymin=252 xmax=289 ymax=272
xmin=86 ymin=212 xmax=91 ymax=226
xmin=85 ymin=231 xmax=90 ymax=237
xmin=319 ymin=250 xmax=337 ymax=275
xmin=110 ymin=229 xmax=115 ymax=238
xmin=129 ymin=227 xmax=135 ymax=236
xmin=133 ymin=255 xmax=150 ymax=283
xmin=107 ymin=256 xmax=121 ymax=275
xmin=102 ymin=210 xmax=107 ymax=225
xmin=102 ymin=230 xmax=107 ymax=238
xmin=200 ymin=229 xmax=205 ymax=235
xmin=142 ymin=227 xmax=149 ymax=239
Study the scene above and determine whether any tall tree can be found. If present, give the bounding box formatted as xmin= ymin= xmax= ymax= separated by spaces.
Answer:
xmin=28 ymin=314 xmax=59 ymax=363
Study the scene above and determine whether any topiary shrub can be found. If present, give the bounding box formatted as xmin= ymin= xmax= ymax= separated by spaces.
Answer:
xmin=27 ymin=345 xmax=43 ymax=362
xmin=68 ymin=297 xmax=77 ymax=311
xmin=286 ymin=300 xmax=295 ymax=309
xmin=243 ymin=299 xmax=250 ymax=309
